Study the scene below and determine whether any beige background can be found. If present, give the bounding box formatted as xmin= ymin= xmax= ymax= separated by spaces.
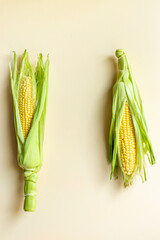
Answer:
xmin=0 ymin=0 xmax=160 ymax=239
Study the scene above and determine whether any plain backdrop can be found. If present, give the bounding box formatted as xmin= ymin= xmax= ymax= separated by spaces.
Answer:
xmin=0 ymin=0 xmax=160 ymax=239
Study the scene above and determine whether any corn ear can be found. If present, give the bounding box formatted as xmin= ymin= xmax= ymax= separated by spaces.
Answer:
xmin=109 ymin=49 xmax=155 ymax=186
xmin=10 ymin=50 xmax=49 ymax=211
xmin=19 ymin=76 xmax=35 ymax=139
xmin=119 ymin=101 xmax=137 ymax=176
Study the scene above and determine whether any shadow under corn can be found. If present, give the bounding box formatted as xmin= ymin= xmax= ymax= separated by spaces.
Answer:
xmin=104 ymin=56 xmax=124 ymax=188
xmin=94 ymin=56 xmax=117 ymax=185
xmin=104 ymin=56 xmax=117 ymax=162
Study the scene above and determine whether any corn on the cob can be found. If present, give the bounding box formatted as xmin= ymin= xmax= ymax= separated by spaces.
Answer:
xmin=109 ymin=49 xmax=155 ymax=186
xmin=19 ymin=76 xmax=35 ymax=139
xmin=10 ymin=50 xmax=49 ymax=211
xmin=119 ymin=102 xmax=137 ymax=176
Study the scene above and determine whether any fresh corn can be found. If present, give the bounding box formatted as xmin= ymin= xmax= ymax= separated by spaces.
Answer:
xmin=10 ymin=50 xmax=49 ymax=211
xmin=19 ymin=76 xmax=35 ymax=139
xmin=109 ymin=49 xmax=155 ymax=186
xmin=119 ymin=102 xmax=137 ymax=176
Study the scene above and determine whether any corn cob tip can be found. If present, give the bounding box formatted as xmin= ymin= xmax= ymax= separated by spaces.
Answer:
xmin=115 ymin=49 xmax=125 ymax=58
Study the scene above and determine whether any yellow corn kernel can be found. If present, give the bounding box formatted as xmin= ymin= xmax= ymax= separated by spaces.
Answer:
xmin=19 ymin=76 xmax=35 ymax=139
xmin=119 ymin=102 xmax=137 ymax=175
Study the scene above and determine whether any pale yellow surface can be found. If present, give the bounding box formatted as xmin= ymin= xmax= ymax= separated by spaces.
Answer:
xmin=0 ymin=0 xmax=160 ymax=239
